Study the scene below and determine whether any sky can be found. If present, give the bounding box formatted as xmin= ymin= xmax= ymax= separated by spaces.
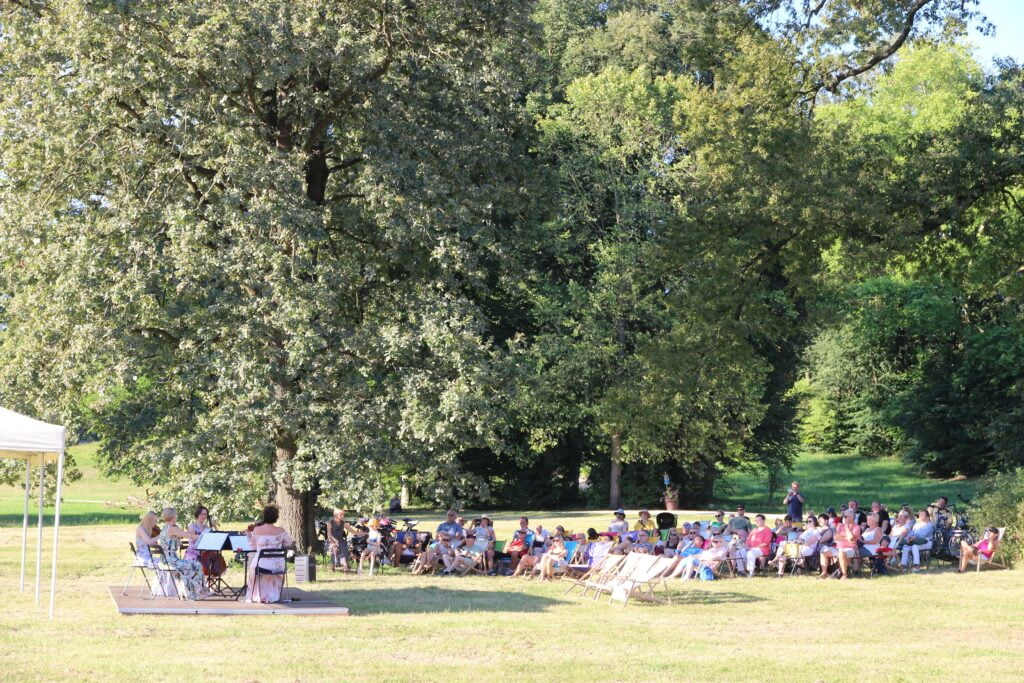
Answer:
xmin=971 ymin=0 xmax=1024 ymax=67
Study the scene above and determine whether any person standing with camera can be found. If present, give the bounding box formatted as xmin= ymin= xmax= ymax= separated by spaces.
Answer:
xmin=783 ymin=482 xmax=805 ymax=521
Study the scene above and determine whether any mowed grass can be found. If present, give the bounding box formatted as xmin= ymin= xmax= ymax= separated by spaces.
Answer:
xmin=1 ymin=521 xmax=1023 ymax=682
xmin=0 ymin=443 xmax=141 ymax=526
xmin=716 ymin=451 xmax=981 ymax=514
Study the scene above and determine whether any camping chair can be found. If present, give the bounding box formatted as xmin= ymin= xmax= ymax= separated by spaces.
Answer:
xmin=123 ymin=542 xmax=155 ymax=598
xmin=552 ymin=541 xmax=579 ymax=578
xmin=656 ymin=512 xmax=677 ymax=532
xmin=975 ymin=527 xmax=1008 ymax=572
xmin=253 ymin=549 xmax=290 ymax=601
xmin=148 ymin=544 xmax=185 ymax=600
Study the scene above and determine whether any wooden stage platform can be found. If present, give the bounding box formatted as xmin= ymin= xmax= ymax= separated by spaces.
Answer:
xmin=109 ymin=586 xmax=349 ymax=616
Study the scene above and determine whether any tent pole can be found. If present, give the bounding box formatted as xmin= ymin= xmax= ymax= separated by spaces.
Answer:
xmin=20 ymin=460 xmax=30 ymax=592
xmin=35 ymin=457 xmax=44 ymax=604
xmin=49 ymin=446 xmax=65 ymax=618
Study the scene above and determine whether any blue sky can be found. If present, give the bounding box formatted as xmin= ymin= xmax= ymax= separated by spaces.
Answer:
xmin=972 ymin=0 xmax=1024 ymax=66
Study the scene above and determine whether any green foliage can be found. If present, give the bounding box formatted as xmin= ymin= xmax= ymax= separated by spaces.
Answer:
xmin=973 ymin=468 xmax=1024 ymax=567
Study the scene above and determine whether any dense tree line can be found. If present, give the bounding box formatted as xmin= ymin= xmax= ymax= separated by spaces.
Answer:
xmin=1 ymin=0 xmax=1021 ymax=547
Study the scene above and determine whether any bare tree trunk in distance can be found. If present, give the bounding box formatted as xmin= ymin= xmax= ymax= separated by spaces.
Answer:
xmin=609 ymin=433 xmax=622 ymax=509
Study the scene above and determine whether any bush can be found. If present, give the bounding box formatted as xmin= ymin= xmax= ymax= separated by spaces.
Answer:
xmin=972 ymin=468 xmax=1024 ymax=568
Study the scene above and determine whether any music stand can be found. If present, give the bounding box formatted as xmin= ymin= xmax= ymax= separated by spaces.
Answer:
xmin=195 ymin=532 xmax=249 ymax=599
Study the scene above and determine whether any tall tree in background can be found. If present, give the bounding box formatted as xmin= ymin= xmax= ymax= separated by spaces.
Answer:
xmin=0 ymin=0 xmax=534 ymax=548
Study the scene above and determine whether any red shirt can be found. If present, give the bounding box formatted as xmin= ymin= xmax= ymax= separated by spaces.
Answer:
xmin=747 ymin=527 xmax=774 ymax=555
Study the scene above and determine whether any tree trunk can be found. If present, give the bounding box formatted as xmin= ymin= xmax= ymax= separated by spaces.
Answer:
xmin=609 ymin=432 xmax=622 ymax=509
xmin=273 ymin=433 xmax=315 ymax=553
xmin=400 ymin=477 xmax=411 ymax=508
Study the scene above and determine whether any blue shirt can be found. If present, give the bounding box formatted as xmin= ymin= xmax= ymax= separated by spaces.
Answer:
xmin=436 ymin=521 xmax=465 ymax=541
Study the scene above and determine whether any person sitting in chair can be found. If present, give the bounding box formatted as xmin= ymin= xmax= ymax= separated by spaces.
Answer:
xmin=510 ymin=525 xmax=549 ymax=578
xmin=608 ymin=509 xmax=629 ymax=536
xmin=744 ymin=514 xmax=774 ymax=577
xmin=819 ymin=509 xmax=860 ymax=580
xmin=900 ymin=509 xmax=935 ymax=572
xmin=634 ymin=509 xmax=657 ymax=533
xmin=388 ymin=494 xmax=402 ymax=514
xmin=630 ymin=530 xmax=655 ymax=554
xmin=537 ymin=535 xmax=568 ymax=581
xmin=959 ymin=527 xmax=1000 ymax=573
xmin=246 ymin=505 xmax=295 ymax=603
xmin=436 ymin=510 xmax=466 ymax=549
xmin=467 ymin=515 xmax=496 ymax=573
xmin=157 ymin=507 xmax=208 ymax=600
xmin=772 ymin=515 xmax=819 ymax=576
xmin=391 ymin=528 xmax=422 ymax=568
xmin=413 ymin=533 xmax=453 ymax=575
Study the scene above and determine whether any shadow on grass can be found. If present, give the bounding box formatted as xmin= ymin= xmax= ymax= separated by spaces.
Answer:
xmin=672 ymin=589 xmax=766 ymax=605
xmin=317 ymin=585 xmax=569 ymax=615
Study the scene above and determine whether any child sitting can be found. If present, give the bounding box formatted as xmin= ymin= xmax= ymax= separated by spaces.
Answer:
xmin=872 ymin=537 xmax=894 ymax=574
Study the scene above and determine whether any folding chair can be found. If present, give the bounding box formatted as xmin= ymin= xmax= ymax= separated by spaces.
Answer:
xmin=123 ymin=542 xmax=155 ymax=598
xmin=975 ymin=527 xmax=1009 ymax=572
xmin=565 ymin=553 xmax=624 ymax=596
xmin=253 ymin=549 xmax=290 ymax=602
xmin=148 ymin=544 xmax=185 ymax=600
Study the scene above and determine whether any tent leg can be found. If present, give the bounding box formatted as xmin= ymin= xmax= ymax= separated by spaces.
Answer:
xmin=20 ymin=460 xmax=30 ymax=592
xmin=49 ymin=448 xmax=64 ymax=618
xmin=36 ymin=459 xmax=44 ymax=604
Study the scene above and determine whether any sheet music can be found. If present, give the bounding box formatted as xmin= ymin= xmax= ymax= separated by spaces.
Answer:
xmin=195 ymin=532 xmax=229 ymax=551
xmin=229 ymin=534 xmax=253 ymax=552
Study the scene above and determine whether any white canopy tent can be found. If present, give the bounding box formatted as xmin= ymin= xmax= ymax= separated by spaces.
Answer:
xmin=0 ymin=407 xmax=66 ymax=618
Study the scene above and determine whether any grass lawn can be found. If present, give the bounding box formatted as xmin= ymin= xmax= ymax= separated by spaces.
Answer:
xmin=0 ymin=446 xmax=1016 ymax=681
xmin=716 ymin=451 xmax=981 ymax=514
xmin=0 ymin=443 xmax=141 ymax=526
xmin=1 ymin=521 xmax=1023 ymax=682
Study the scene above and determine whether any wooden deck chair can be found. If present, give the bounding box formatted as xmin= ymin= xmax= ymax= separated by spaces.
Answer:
xmin=562 ymin=553 xmax=623 ymax=595
xmin=584 ymin=554 xmax=656 ymax=601
xmin=976 ymin=527 xmax=1009 ymax=572
xmin=609 ymin=555 xmax=680 ymax=606
xmin=123 ymin=542 xmax=155 ymax=598
xmin=148 ymin=544 xmax=185 ymax=600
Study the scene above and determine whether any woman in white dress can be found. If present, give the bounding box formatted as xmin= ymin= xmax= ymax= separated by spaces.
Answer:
xmin=246 ymin=505 xmax=295 ymax=603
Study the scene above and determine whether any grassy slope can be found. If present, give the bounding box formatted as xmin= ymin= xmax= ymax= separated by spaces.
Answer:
xmin=0 ymin=443 xmax=141 ymax=526
xmin=715 ymin=451 xmax=980 ymax=514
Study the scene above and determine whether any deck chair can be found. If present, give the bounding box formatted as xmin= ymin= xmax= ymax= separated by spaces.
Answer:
xmin=562 ymin=552 xmax=623 ymax=595
xmin=586 ymin=554 xmax=659 ymax=602
xmin=552 ymin=541 xmax=579 ymax=578
xmin=567 ymin=553 xmax=627 ymax=597
xmin=148 ymin=544 xmax=185 ymax=600
xmin=253 ymin=548 xmax=290 ymax=601
xmin=975 ymin=527 xmax=1008 ymax=572
xmin=609 ymin=555 xmax=680 ymax=606
xmin=566 ymin=541 xmax=612 ymax=578
xmin=123 ymin=542 xmax=155 ymax=598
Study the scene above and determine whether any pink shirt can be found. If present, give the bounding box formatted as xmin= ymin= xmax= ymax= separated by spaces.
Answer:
xmin=747 ymin=527 xmax=774 ymax=555
xmin=978 ymin=539 xmax=994 ymax=559
xmin=836 ymin=523 xmax=862 ymax=549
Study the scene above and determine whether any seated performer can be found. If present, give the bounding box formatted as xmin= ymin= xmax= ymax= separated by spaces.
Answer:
xmin=246 ymin=505 xmax=295 ymax=603
xmin=157 ymin=508 xmax=208 ymax=600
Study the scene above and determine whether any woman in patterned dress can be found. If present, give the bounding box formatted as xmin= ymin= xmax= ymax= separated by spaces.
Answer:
xmin=157 ymin=507 xmax=209 ymax=600
xmin=246 ymin=505 xmax=295 ymax=603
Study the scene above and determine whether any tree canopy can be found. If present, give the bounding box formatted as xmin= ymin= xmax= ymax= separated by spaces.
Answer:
xmin=2 ymin=0 xmax=1022 ymax=539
